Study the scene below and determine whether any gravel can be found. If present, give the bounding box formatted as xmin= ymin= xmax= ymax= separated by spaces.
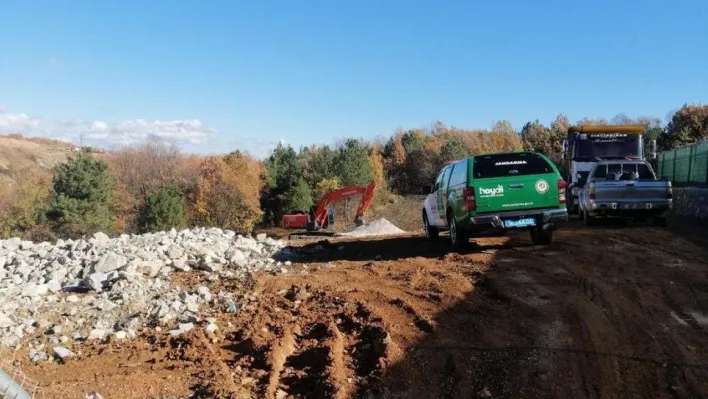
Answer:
xmin=0 ymin=227 xmax=287 ymax=354
xmin=336 ymin=218 xmax=406 ymax=238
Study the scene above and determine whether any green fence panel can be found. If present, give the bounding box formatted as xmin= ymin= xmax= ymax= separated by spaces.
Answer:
xmin=659 ymin=149 xmax=675 ymax=181
xmin=689 ymin=142 xmax=708 ymax=185
xmin=674 ymin=146 xmax=692 ymax=184
xmin=658 ymin=141 xmax=708 ymax=187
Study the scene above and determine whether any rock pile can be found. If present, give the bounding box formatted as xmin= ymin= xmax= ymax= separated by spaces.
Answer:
xmin=336 ymin=218 xmax=406 ymax=238
xmin=0 ymin=227 xmax=286 ymax=351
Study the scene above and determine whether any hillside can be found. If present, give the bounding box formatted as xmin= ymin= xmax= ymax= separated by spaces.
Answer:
xmin=0 ymin=135 xmax=77 ymax=183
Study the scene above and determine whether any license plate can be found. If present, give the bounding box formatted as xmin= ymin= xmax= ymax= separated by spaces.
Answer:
xmin=621 ymin=203 xmax=638 ymax=209
xmin=504 ymin=217 xmax=536 ymax=228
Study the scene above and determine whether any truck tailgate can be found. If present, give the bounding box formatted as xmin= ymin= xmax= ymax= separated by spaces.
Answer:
xmin=475 ymin=173 xmax=560 ymax=213
xmin=594 ymin=180 xmax=668 ymax=202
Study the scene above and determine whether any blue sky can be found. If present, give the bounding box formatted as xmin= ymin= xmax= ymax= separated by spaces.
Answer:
xmin=1 ymin=0 xmax=707 ymax=158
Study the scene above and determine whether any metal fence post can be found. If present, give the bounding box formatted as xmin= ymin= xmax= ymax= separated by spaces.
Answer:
xmin=687 ymin=145 xmax=694 ymax=185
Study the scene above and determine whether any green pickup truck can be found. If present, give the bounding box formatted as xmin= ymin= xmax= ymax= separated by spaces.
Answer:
xmin=421 ymin=151 xmax=569 ymax=249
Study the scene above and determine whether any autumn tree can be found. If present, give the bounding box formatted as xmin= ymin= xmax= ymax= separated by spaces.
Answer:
xmin=545 ymin=113 xmax=567 ymax=150
xmin=491 ymin=120 xmax=516 ymax=135
xmin=299 ymin=145 xmax=337 ymax=190
xmin=194 ymin=153 xmax=263 ymax=233
xmin=658 ymin=104 xmax=708 ymax=150
xmin=439 ymin=136 xmax=468 ymax=163
xmin=521 ymin=120 xmax=553 ymax=154
xmin=401 ymin=130 xmax=425 ymax=154
xmin=108 ymin=137 xmax=199 ymax=232
xmin=0 ymin=169 xmax=53 ymax=239
xmin=315 ymin=177 xmax=341 ymax=198
xmin=367 ymin=147 xmax=386 ymax=189
xmin=110 ymin=137 xmax=198 ymax=199
xmin=576 ymin=117 xmax=609 ymax=126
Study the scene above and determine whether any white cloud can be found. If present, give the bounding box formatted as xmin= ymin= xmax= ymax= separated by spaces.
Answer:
xmin=0 ymin=111 xmax=41 ymax=133
xmin=90 ymin=121 xmax=108 ymax=132
xmin=0 ymin=109 xmax=217 ymax=149
xmin=232 ymin=136 xmax=285 ymax=159
xmin=105 ymin=119 xmax=214 ymax=145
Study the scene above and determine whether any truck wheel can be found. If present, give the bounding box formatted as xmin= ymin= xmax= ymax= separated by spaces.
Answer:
xmin=448 ymin=214 xmax=468 ymax=250
xmin=423 ymin=211 xmax=439 ymax=239
xmin=652 ymin=215 xmax=667 ymax=227
xmin=530 ymin=227 xmax=553 ymax=245
xmin=583 ymin=208 xmax=595 ymax=226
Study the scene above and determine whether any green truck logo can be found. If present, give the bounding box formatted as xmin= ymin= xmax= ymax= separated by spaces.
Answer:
xmin=479 ymin=185 xmax=504 ymax=198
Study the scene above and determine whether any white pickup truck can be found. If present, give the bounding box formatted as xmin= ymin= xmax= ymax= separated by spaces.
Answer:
xmin=578 ymin=159 xmax=672 ymax=226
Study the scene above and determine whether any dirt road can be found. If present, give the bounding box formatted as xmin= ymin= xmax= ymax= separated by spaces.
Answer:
xmin=22 ymin=221 xmax=708 ymax=398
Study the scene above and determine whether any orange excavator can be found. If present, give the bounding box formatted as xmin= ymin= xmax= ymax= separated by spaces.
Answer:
xmin=281 ymin=181 xmax=377 ymax=235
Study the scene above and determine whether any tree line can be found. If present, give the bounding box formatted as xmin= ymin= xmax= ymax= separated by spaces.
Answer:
xmin=1 ymin=103 xmax=705 ymax=240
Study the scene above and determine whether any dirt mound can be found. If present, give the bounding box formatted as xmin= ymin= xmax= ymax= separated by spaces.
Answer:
xmin=337 ymin=218 xmax=406 ymax=238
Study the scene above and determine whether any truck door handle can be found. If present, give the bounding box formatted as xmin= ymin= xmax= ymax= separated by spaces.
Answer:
xmin=509 ymin=183 xmax=524 ymax=188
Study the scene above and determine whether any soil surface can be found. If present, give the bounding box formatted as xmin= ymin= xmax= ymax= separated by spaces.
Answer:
xmin=19 ymin=220 xmax=708 ymax=398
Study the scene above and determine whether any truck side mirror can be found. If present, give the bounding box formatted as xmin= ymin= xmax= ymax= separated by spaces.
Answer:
xmin=561 ymin=139 xmax=568 ymax=160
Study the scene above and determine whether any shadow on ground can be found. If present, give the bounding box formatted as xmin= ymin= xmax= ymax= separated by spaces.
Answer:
xmin=273 ymin=232 xmax=534 ymax=264
xmin=273 ymin=222 xmax=708 ymax=398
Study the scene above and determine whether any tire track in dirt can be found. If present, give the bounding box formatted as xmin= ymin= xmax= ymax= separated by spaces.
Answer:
xmin=221 ymin=287 xmax=390 ymax=398
xmin=326 ymin=322 xmax=349 ymax=399
xmin=265 ymin=326 xmax=296 ymax=399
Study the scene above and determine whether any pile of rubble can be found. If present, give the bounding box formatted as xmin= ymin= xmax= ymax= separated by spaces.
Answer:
xmin=337 ymin=218 xmax=406 ymax=238
xmin=0 ymin=227 xmax=287 ymax=356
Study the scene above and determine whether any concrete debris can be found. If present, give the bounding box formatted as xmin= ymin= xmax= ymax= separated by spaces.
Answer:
xmin=86 ymin=393 xmax=104 ymax=399
xmin=336 ymin=218 xmax=406 ymax=238
xmin=0 ymin=228 xmax=286 ymax=351
xmin=205 ymin=323 xmax=218 ymax=334
xmin=53 ymin=346 xmax=74 ymax=360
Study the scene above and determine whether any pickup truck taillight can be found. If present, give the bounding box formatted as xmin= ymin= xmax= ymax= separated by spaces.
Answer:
xmin=666 ymin=186 xmax=673 ymax=199
xmin=589 ymin=185 xmax=596 ymax=200
xmin=557 ymin=179 xmax=567 ymax=204
xmin=464 ymin=186 xmax=476 ymax=211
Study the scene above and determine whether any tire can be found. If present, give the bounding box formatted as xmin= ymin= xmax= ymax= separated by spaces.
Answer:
xmin=530 ymin=227 xmax=553 ymax=245
xmin=583 ymin=208 xmax=595 ymax=226
xmin=423 ymin=211 xmax=439 ymax=239
xmin=652 ymin=215 xmax=667 ymax=227
xmin=448 ymin=213 xmax=469 ymax=250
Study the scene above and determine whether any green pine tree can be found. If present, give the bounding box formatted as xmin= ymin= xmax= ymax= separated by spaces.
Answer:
xmin=286 ymin=178 xmax=314 ymax=211
xmin=334 ymin=139 xmax=373 ymax=186
xmin=47 ymin=152 xmax=114 ymax=237
xmin=138 ymin=185 xmax=187 ymax=233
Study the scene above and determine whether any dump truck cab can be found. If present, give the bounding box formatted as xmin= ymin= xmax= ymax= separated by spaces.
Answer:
xmin=562 ymin=124 xmax=656 ymax=215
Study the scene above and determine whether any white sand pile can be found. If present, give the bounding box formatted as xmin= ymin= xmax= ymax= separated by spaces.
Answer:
xmin=337 ymin=218 xmax=406 ymax=238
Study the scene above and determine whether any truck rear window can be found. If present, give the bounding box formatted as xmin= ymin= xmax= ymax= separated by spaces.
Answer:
xmin=473 ymin=153 xmax=554 ymax=179
xmin=595 ymin=163 xmax=655 ymax=180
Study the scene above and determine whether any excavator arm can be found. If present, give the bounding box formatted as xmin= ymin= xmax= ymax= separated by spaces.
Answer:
xmin=311 ymin=181 xmax=377 ymax=228
xmin=281 ymin=181 xmax=377 ymax=231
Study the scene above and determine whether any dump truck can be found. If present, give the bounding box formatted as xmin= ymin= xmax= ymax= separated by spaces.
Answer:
xmin=562 ymin=124 xmax=657 ymax=215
